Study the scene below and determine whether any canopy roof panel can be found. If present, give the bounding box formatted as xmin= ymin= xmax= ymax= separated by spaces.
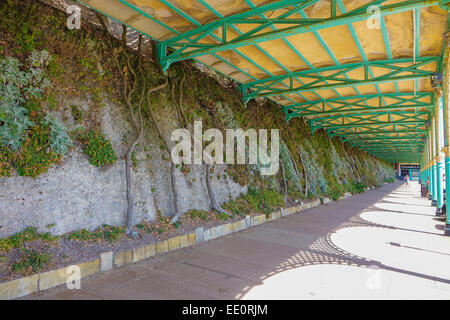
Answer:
xmin=80 ymin=0 xmax=450 ymax=163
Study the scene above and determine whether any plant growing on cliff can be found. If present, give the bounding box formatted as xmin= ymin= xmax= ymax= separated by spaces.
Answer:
xmin=298 ymin=141 xmax=327 ymax=196
xmin=0 ymin=50 xmax=50 ymax=151
xmin=12 ymin=249 xmax=52 ymax=275
xmin=67 ymin=225 xmax=125 ymax=244
xmin=14 ymin=124 xmax=61 ymax=177
xmin=101 ymin=20 xmax=169 ymax=235
xmin=0 ymin=144 xmax=13 ymax=177
xmin=280 ymin=140 xmax=302 ymax=199
xmin=0 ymin=227 xmax=58 ymax=253
xmin=223 ymin=188 xmax=284 ymax=217
xmin=43 ymin=114 xmax=73 ymax=155
xmin=78 ymin=129 xmax=117 ymax=167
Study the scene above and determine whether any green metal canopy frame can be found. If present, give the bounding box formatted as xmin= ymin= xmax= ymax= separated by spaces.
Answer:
xmin=79 ymin=0 xmax=450 ymax=164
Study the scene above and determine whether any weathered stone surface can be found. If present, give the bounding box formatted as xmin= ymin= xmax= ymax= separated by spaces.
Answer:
xmin=99 ymin=251 xmax=113 ymax=272
xmin=132 ymin=247 xmax=145 ymax=262
xmin=245 ymin=215 xmax=251 ymax=227
xmin=39 ymin=267 xmax=70 ymax=291
xmin=114 ymin=250 xmax=133 ymax=268
xmin=286 ymin=207 xmax=296 ymax=215
xmin=221 ymin=223 xmax=232 ymax=236
xmin=79 ymin=259 xmax=100 ymax=277
xmin=203 ymin=229 xmax=212 ymax=241
xmin=231 ymin=219 xmax=246 ymax=232
xmin=210 ymin=226 xmax=222 ymax=240
xmin=179 ymin=234 xmax=189 ymax=248
xmin=252 ymin=215 xmax=266 ymax=225
xmin=144 ymin=244 xmax=156 ymax=258
xmin=271 ymin=211 xmax=281 ymax=220
xmin=168 ymin=236 xmax=181 ymax=251
xmin=195 ymin=227 xmax=204 ymax=243
xmin=156 ymin=240 xmax=168 ymax=254
xmin=0 ymin=275 xmax=38 ymax=300
xmin=188 ymin=233 xmax=196 ymax=245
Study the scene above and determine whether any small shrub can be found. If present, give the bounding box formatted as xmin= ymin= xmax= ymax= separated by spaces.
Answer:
xmin=0 ymin=51 xmax=51 ymax=151
xmin=189 ymin=209 xmax=209 ymax=221
xmin=12 ymin=249 xmax=52 ymax=275
xmin=78 ymin=129 xmax=117 ymax=167
xmin=70 ymin=105 xmax=83 ymax=123
xmin=0 ymin=227 xmax=58 ymax=253
xmin=349 ymin=181 xmax=367 ymax=194
xmin=14 ymin=124 xmax=61 ymax=177
xmin=0 ymin=143 xmax=13 ymax=177
xmin=43 ymin=114 xmax=72 ymax=155
xmin=224 ymin=188 xmax=284 ymax=216
xmin=67 ymin=225 xmax=125 ymax=243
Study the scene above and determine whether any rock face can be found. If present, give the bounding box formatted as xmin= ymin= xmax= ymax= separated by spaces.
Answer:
xmin=0 ymin=96 xmax=246 ymax=237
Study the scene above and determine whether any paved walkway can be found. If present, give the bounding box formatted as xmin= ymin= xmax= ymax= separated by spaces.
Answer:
xmin=28 ymin=181 xmax=450 ymax=299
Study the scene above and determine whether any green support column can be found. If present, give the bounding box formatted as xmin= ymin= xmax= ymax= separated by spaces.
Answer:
xmin=435 ymin=94 xmax=444 ymax=212
xmin=431 ymin=118 xmax=438 ymax=205
xmin=428 ymin=147 xmax=431 ymax=190
xmin=444 ymin=46 xmax=450 ymax=235
xmin=428 ymin=134 xmax=432 ymax=194
xmin=445 ymin=149 xmax=450 ymax=235
xmin=429 ymin=128 xmax=435 ymax=200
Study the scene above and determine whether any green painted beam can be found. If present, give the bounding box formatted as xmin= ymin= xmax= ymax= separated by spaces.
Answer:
xmin=157 ymin=0 xmax=446 ymax=70
xmin=362 ymin=145 xmax=422 ymax=150
xmin=288 ymin=103 xmax=432 ymax=118
xmin=283 ymin=92 xmax=434 ymax=119
xmin=243 ymin=57 xmax=437 ymax=100
xmin=330 ymin=129 xmax=426 ymax=137
xmin=308 ymin=111 xmax=429 ymax=124
xmin=314 ymin=120 xmax=427 ymax=130
xmin=346 ymin=136 xmax=424 ymax=142
xmin=311 ymin=112 xmax=428 ymax=129
xmin=357 ymin=143 xmax=423 ymax=149
xmin=357 ymin=140 xmax=423 ymax=145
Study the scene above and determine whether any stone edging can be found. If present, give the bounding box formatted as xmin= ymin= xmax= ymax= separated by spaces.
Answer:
xmin=0 ymin=197 xmax=332 ymax=300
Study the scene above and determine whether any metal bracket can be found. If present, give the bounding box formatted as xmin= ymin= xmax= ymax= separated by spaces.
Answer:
xmin=156 ymin=42 xmax=171 ymax=74
xmin=308 ymin=119 xmax=316 ymax=134
xmin=431 ymin=72 xmax=443 ymax=88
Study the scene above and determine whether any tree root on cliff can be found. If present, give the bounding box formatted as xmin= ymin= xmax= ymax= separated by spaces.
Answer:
xmin=113 ymin=30 xmax=168 ymax=236
xmin=280 ymin=161 xmax=288 ymax=205
xmin=205 ymin=165 xmax=231 ymax=218
xmin=169 ymin=71 xmax=230 ymax=223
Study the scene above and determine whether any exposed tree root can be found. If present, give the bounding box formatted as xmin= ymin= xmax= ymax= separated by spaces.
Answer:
xmin=171 ymin=73 xmax=187 ymax=129
xmin=285 ymin=126 xmax=307 ymax=197
xmin=280 ymin=161 xmax=288 ymax=204
xmin=297 ymin=148 xmax=309 ymax=198
xmin=113 ymin=30 xmax=169 ymax=235
xmin=206 ymin=165 xmax=231 ymax=217
xmin=113 ymin=52 xmax=140 ymax=235
xmin=289 ymin=152 xmax=303 ymax=196
xmin=144 ymin=76 xmax=183 ymax=223
xmin=169 ymin=71 xmax=230 ymax=223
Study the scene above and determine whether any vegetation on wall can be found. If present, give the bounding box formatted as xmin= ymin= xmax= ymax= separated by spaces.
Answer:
xmin=0 ymin=0 xmax=396 ymax=233
xmin=75 ymin=128 xmax=117 ymax=167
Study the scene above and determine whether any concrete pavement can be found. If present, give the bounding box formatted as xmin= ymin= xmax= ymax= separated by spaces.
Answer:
xmin=27 ymin=181 xmax=450 ymax=299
